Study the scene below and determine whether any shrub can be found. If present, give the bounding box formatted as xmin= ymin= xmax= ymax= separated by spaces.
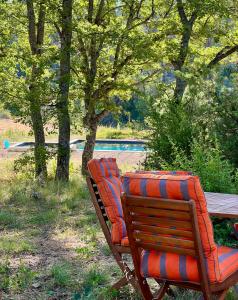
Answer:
xmin=146 ymin=139 xmax=237 ymax=194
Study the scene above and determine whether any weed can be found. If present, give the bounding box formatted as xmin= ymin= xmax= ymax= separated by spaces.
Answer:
xmin=51 ymin=263 xmax=72 ymax=287
xmin=29 ymin=210 xmax=58 ymax=226
xmin=0 ymin=211 xmax=19 ymax=229
xmin=0 ymin=260 xmax=11 ymax=291
xmin=76 ymin=242 xmax=97 ymax=259
xmin=79 ymin=267 xmax=108 ymax=299
xmin=11 ymin=263 xmax=36 ymax=292
xmin=0 ymin=236 xmax=35 ymax=254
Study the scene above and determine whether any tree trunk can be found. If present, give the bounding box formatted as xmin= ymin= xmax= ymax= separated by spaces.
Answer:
xmin=26 ymin=0 xmax=47 ymax=180
xmin=174 ymin=76 xmax=187 ymax=104
xmin=55 ymin=0 xmax=73 ymax=181
xmin=30 ymin=100 xmax=47 ymax=179
xmin=81 ymin=115 xmax=98 ymax=176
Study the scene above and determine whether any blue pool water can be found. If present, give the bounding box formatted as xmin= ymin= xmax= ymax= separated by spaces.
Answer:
xmin=76 ymin=142 xmax=145 ymax=152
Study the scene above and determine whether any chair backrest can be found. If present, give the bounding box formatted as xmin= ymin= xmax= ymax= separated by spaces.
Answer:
xmin=122 ymin=194 xmax=209 ymax=286
xmin=87 ymin=158 xmax=126 ymax=244
xmin=122 ymin=195 xmax=199 ymax=257
xmin=122 ymin=172 xmax=221 ymax=283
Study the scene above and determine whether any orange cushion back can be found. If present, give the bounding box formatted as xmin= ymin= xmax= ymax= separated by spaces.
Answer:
xmin=122 ymin=172 xmax=220 ymax=283
xmin=88 ymin=158 xmax=126 ymax=244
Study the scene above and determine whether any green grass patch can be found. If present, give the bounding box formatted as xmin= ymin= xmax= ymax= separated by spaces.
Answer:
xmin=0 ymin=210 xmax=19 ymax=229
xmin=0 ymin=260 xmax=36 ymax=292
xmin=29 ymin=210 xmax=58 ymax=226
xmin=97 ymin=126 xmax=145 ymax=140
xmin=79 ymin=267 xmax=109 ymax=299
xmin=51 ymin=262 xmax=73 ymax=288
xmin=0 ymin=236 xmax=35 ymax=254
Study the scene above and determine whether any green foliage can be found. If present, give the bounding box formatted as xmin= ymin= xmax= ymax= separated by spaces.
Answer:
xmin=213 ymin=218 xmax=238 ymax=248
xmin=147 ymin=139 xmax=238 ymax=193
xmin=11 ymin=263 xmax=36 ymax=292
xmin=0 ymin=236 xmax=35 ymax=255
xmin=51 ymin=263 xmax=72 ymax=288
xmin=0 ymin=211 xmax=19 ymax=229
xmin=79 ymin=267 xmax=109 ymax=299
xmin=146 ymin=99 xmax=194 ymax=166
xmin=0 ymin=261 xmax=35 ymax=292
xmin=97 ymin=126 xmax=145 ymax=140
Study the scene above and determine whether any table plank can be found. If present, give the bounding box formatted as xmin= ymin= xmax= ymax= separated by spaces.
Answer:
xmin=205 ymin=192 xmax=238 ymax=219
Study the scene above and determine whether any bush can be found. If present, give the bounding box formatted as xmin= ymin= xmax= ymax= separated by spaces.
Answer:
xmin=146 ymin=140 xmax=238 ymax=194
xmin=146 ymin=99 xmax=194 ymax=167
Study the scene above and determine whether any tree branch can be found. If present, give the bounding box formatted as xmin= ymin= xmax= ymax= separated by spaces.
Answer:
xmin=96 ymin=109 xmax=109 ymax=121
xmin=95 ymin=0 xmax=105 ymax=25
xmin=88 ymin=0 xmax=94 ymax=23
xmin=26 ymin=0 xmax=37 ymax=54
xmin=36 ymin=2 xmax=46 ymax=54
xmin=176 ymin=0 xmax=188 ymax=24
xmin=207 ymin=45 xmax=238 ymax=68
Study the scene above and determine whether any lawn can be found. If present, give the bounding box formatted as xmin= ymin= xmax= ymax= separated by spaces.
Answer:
xmin=0 ymin=158 xmax=237 ymax=299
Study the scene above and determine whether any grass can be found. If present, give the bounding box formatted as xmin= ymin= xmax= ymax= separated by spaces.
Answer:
xmin=0 ymin=158 xmax=236 ymax=299
xmin=96 ymin=126 xmax=146 ymax=140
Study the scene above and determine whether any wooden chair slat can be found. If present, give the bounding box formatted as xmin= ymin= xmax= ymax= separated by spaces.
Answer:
xmin=129 ymin=206 xmax=191 ymax=220
xmin=133 ymin=232 xmax=195 ymax=249
xmin=131 ymin=214 xmax=193 ymax=230
xmin=126 ymin=196 xmax=190 ymax=211
xmin=135 ymin=241 xmax=196 ymax=257
xmin=131 ymin=223 xmax=193 ymax=238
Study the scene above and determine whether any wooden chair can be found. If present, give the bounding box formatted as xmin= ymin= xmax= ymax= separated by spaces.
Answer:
xmin=86 ymin=177 xmax=139 ymax=291
xmin=122 ymin=194 xmax=238 ymax=300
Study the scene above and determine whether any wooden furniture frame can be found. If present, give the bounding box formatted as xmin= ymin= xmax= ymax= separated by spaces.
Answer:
xmin=86 ymin=177 xmax=138 ymax=291
xmin=205 ymin=192 xmax=238 ymax=219
xmin=122 ymin=194 xmax=238 ymax=300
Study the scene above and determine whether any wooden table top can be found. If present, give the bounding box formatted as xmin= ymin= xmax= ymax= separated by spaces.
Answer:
xmin=205 ymin=192 xmax=238 ymax=219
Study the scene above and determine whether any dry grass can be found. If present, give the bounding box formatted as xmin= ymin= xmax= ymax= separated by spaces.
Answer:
xmin=0 ymin=155 xmax=236 ymax=299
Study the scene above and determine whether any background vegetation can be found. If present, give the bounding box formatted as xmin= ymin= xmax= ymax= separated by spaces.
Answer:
xmin=0 ymin=0 xmax=238 ymax=298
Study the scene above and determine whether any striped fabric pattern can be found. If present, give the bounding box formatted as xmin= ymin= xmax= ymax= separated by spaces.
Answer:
xmin=88 ymin=158 xmax=126 ymax=244
xmin=136 ymin=170 xmax=193 ymax=175
xmin=141 ymin=246 xmax=238 ymax=283
xmin=218 ymin=246 xmax=238 ymax=280
xmin=122 ymin=172 xmax=220 ymax=283
xmin=141 ymin=250 xmax=199 ymax=283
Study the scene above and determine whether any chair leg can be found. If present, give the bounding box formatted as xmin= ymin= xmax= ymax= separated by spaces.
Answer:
xmin=213 ymin=289 xmax=228 ymax=300
xmin=111 ymin=275 xmax=129 ymax=290
xmin=115 ymin=254 xmax=140 ymax=291
xmin=154 ymin=279 xmax=175 ymax=298
xmin=153 ymin=282 xmax=170 ymax=300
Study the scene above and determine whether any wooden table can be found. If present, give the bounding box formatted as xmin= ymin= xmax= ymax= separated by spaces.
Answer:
xmin=205 ymin=192 xmax=238 ymax=219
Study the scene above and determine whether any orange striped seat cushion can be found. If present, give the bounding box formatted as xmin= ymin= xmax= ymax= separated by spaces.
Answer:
xmin=122 ymin=172 xmax=220 ymax=283
xmin=88 ymin=158 xmax=126 ymax=244
xmin=136 ymin=170 xmax=193 ymax=175
xmin=141 ymin=246 xmax=238 ymax=283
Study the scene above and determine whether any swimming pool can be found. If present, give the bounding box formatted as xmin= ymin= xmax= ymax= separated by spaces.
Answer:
xmin=76 ymin=141 xmax=145 ymax=152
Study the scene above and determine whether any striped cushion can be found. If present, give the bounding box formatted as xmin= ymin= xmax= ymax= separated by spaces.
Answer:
xmin=218 ymin=246 xmax=238 ymax=280
xmin=88 ymin=158 xmax=126 ymax=244
xmin=141 ymin=246 xmax=238 ymax=283
xmin=141 ymin=250 xmax=199 ymax=282
xmin=136 ymin=170 xmax=193 ymax=175
xmin=122 ymin=173 xmax=220 ymax=283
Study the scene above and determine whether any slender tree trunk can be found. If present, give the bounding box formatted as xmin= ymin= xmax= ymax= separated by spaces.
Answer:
xmin=26 ymin=0 xmax=47 ymax=180
xmin=30 ymin=98 xmax=47 ymax=178
xmin=174 ymin=76 xmax=187 ymax=104
xmin=81 ymin=113 xmax=98 ymax=175
xmin=55 ymin=0 xmax=73 ymax=181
